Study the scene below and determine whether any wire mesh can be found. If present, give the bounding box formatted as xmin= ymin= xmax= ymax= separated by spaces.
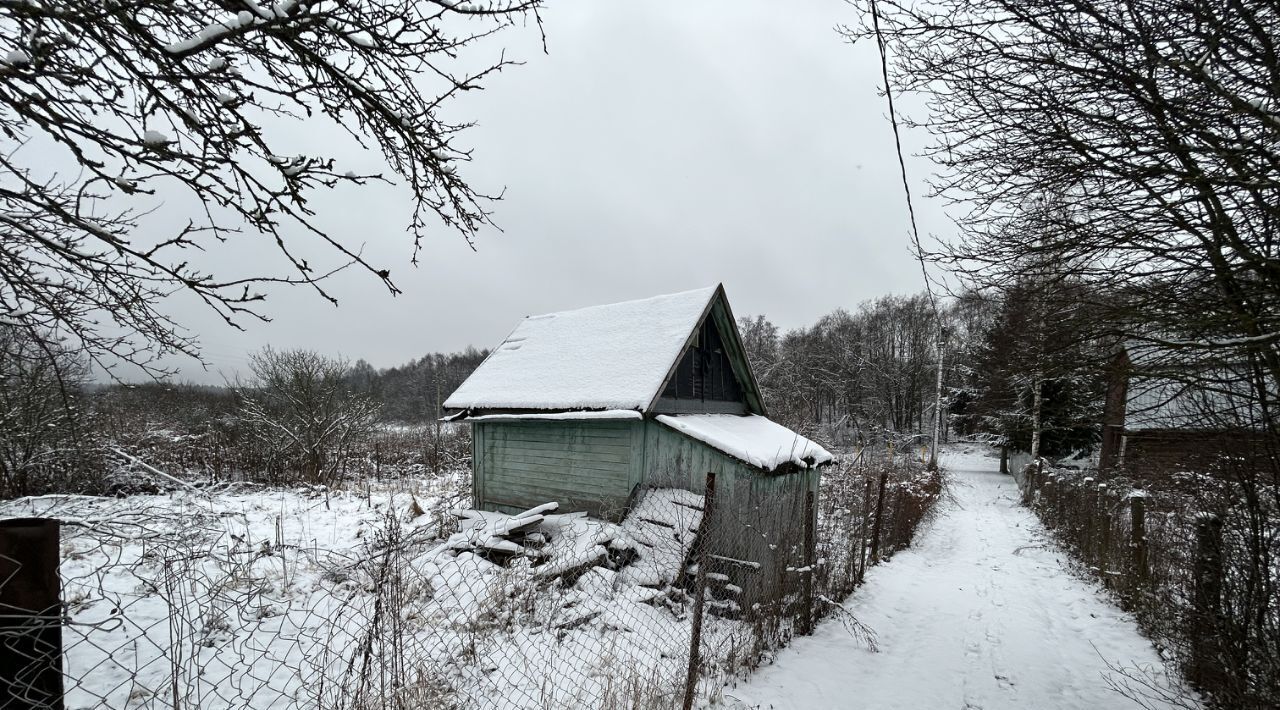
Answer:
xmin=1018 ymin=458 xmax=1280 ymax=708
xmin=0 ymin=486 xmax=731 ymax=709
xmin=0 ymin=448 xmax=943 ymax=710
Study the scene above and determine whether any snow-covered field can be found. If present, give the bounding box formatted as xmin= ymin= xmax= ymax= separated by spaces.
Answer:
xmin=1 ymin=473 xmax=755 ymax=709
xmin=724 ymin=446 xmax=1196 ymax=710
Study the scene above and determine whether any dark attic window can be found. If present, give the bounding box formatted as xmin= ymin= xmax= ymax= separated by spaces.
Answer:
xmin=664 ymin=318 xmax=744 ymax=402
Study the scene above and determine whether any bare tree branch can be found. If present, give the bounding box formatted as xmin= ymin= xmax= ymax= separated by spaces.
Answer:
xmin=0 ymin=0 xmax=544 ymax=376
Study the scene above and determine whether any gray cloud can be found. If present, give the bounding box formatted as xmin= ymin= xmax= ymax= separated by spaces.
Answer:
xmin=108 ymin=1 xmax=953 ymax=383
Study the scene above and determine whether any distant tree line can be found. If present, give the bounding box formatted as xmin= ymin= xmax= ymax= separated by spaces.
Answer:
xmin=741 ymin=283 xmax=1115 ymax=460
xmin=0 ymin=326 xmax=484 ymax=498
xmin=0 ymin=274 xmax=1242 ymax=499
xmin=740 ymin=294 xmax=944 ymax=445
xmin=344 ymin=348 xmax=489 ymax=423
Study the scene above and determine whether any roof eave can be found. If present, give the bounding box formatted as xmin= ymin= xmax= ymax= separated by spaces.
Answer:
xmin=442 ymin=405 xmax=646 ymax=422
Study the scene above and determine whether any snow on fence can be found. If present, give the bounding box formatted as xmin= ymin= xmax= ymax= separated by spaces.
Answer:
xmin=1015 ymin=461 xmax=1280 ymax=708
xmin=809 ymin=449 xmax=942 ymax=627
xmin=0 ymin=449 xmax=943 ymax=710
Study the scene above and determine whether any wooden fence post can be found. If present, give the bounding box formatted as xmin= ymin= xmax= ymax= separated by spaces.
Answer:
xmin=1188 ymin=513 xmax=1224 ymax=692
xmin=856 ymin=476 xmax=873 ymax=583
xmin=800 ymin=490 xmax=815 ymax=636
xmin=1029 ymin=460 xmax=1039 ymax=506
xmin=1054 ymin=472 xmax=1065 ymax=524
xmin=894 ymin=489 xmax=909 ymax=550
xmin=1082 ymin=478 xmax=1096 ymax=560
xmin=1022 ymin=460 xmax=1043 ymax=506
xmin=1040 ymin=476 xmax=1054 ymax=527
xmin=867 ymin=472 xmax=889 ymax=563
xmin=1129 ymin=495 xmax=1147 ymax=605
xmin=1097 ymin=483 xmax=1112 ymax=587
xmin=0 ymin=518 xmax=64 ymax=710
xmin=683 ymin=471 xmax=716 ymax=710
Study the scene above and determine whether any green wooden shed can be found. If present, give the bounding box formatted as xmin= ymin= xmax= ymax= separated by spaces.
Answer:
xmin=442 ymin=285 xmax=832 ymax=570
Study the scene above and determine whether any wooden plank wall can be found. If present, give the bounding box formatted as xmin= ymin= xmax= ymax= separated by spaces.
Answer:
xmin=643 ymin=421 xmax=818 ymax=610
xmin=1123 ymin=429 xmax=1264 ymax=479
xmin=474 ymin=420 xmax=640 ymax=518
xmin=471 ymin=417 xmax=820 ymax=611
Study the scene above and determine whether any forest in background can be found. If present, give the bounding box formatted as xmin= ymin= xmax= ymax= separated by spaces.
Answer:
xmin=738 ymin=288 xmax=1106 ymax=458
xmin=1 ymin=281 xmax=1118 ymax=499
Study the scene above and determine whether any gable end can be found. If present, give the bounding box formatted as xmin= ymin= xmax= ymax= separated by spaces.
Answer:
xmin=647 ymin=285 xmax=767 ymax=416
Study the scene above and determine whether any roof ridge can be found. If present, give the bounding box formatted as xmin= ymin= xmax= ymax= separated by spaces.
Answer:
xmin=525 ymin=285 xmax=718 ymax=321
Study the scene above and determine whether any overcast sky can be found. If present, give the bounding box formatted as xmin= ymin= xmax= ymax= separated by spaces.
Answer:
xmin=143 ymin=1 xmax=953 ymax=384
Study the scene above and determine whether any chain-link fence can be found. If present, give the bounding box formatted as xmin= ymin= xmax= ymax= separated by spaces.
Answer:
xmin=1016 ymin=457 xmax=1280 ymax=709
xmin=1 ymin=449 xmax=942 ymax=710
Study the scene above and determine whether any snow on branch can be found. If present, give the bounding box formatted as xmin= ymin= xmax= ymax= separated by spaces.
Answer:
xmin=0 ymin=0 xmax=544 ymax=376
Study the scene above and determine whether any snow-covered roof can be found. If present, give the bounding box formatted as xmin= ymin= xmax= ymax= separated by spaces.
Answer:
xmin=443 ymin=286 xmax=718 ymax=412
xmin=656 ymin=414 xmax=834 ymax=472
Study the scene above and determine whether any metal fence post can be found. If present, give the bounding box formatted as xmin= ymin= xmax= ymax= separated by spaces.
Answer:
xmin=683 ymin=471 xmax=716 ymax=710
xmin=0 ymin=518 xmax=64 ymax=710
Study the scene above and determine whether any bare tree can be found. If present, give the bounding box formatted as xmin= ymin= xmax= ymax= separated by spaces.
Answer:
xmin=846 ymin=4 xmax=1278 ymax=701
xmin=844 ymin=0 xmax=1279 ymax=426
xmin=1 ymin=0 xmax=543 ymax=376
xmin=737 ymin=315 xmax=780 ymax=379
xmin=0 ymin=325 xmax=95 ymax=497
xmin=236 ymin=347 xmax=378 ymax=484
xmin=751 ymin=295 xmax=945 ymax=445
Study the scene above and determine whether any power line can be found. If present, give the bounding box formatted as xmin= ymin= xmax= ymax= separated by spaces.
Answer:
xmin=868 ymin=0 xmax=937 ymax=318
xmin=868 ymin=0 xmax=946 ymax=469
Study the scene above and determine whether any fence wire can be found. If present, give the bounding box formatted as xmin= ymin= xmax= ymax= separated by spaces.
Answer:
xmin=1 ymin=449 xmax=941 ymax=710
xmin=1017 ymin=459 xmax=1280 ymax=709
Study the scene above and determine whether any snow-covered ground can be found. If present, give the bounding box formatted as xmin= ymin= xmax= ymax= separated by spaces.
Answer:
xmin=725 ymin=445 xmax=1194 ymax=710
xmin=1 ymin=477 xmax=468 ymax=709
xmin=0 ymin=474 xmax=752 ymax=709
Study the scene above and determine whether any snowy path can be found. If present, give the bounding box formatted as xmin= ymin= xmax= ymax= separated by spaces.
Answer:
xmin=727 ymin=447 xmax=1190 ymax=710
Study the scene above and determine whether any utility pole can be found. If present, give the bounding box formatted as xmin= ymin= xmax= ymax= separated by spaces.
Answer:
xmin=928 ymin=326 xmax=945 ymax=471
